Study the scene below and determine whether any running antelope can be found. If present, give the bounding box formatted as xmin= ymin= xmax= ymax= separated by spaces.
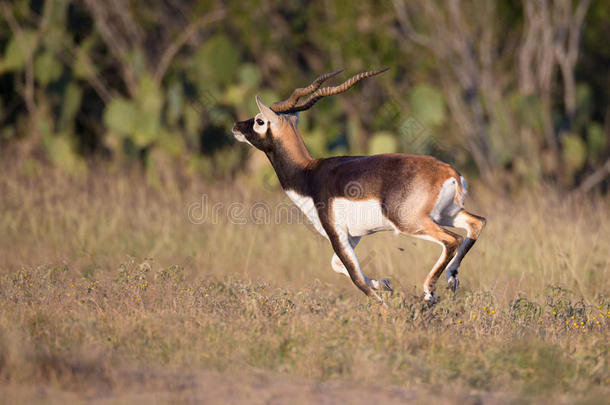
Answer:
xmin=231 ymin=69 xmax=486 ymax=308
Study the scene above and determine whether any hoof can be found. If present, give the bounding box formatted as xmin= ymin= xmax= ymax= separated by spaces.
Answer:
xmin=447 ymin=276 xmax=460 ymax=293
xmin=368 ymin=278 xmax=393 ymax=292
xmin=424 ymin=292 xmax=438 ymax=305
xmin=378 ymin=278 xmax=393 ymax=292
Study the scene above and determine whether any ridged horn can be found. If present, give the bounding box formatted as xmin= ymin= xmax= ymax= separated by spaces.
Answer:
xmin=270 ymin=69 xmax=344 ymax=113
xmin=277 ymin=68 xmax=389 ymax=114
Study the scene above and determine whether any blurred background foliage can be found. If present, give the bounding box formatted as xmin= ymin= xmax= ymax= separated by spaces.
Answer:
xmin=0 ymin=0 xmax=608 ymax=192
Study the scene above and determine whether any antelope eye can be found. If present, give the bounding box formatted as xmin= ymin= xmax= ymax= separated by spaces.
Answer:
xmin=256 ymin=118 xmax=264 ymax=126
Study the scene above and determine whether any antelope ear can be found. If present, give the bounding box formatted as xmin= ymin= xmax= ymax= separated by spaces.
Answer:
xmin=255 ymin=96 xmax=281 ymax=129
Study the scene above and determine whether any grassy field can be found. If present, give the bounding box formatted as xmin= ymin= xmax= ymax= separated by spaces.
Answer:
xmin=0 ymin=161 xmax=608 ymax=404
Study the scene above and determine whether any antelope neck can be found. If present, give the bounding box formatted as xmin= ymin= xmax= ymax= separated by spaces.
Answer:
xmin=265 ymin=130 xmax=313 ymax=193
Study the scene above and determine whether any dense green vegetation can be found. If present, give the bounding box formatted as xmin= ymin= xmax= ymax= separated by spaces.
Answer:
xmin=1 ymin=0 xmax=609 ymax=188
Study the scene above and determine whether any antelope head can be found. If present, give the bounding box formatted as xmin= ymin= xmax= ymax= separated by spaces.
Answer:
xmin=231 ymin=68 xmax=389 ymax=153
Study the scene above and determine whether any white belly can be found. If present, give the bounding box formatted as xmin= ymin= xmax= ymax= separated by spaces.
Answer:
xmin=285 ymin=191 xmax=395 ymax=238
xmin=285 ymin=190 xmax=328 ymax=238
xmin=332 ymin=198 xmax=394 ymax=236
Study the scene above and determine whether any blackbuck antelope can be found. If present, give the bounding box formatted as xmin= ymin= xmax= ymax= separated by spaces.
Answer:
xmin=232 ymin=69 xmax=486 ymax=308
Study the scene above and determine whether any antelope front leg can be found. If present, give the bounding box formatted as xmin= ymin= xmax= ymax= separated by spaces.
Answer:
xmin=327 ymin=229 xmax=387 ymax=308
xmin=330 ymin=236 xmax=393 ymax=291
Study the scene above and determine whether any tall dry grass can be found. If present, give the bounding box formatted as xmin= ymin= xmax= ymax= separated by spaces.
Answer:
xmin=0 ymin=160 xmax=608 ymax=403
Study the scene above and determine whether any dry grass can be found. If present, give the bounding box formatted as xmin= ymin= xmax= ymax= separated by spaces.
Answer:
xmin=0 ymin=161 xmax=608 ymax=404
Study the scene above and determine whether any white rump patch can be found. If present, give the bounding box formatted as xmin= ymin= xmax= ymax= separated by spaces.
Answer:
xmin=460 ymin=176 xmax=467 ymax=206
xmin=430 ymin=178 xmax=462 ymax=224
